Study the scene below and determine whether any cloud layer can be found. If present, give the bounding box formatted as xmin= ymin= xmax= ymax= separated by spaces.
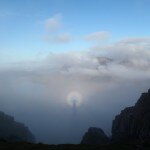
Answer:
xmin=0 ymin=37 xmax=150 ymax=144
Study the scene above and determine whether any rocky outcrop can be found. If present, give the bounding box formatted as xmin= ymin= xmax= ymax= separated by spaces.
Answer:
xmin=81 ymin=127 xmax=109 ymax=145
xmin=0 ymin=111 xmax=35 ymax=142
xmin=112 ymin=89 xmax=150 ymax=143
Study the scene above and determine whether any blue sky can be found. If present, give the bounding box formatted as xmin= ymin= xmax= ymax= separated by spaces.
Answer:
xmin=0 ymin=0 xmax=150 ymax=64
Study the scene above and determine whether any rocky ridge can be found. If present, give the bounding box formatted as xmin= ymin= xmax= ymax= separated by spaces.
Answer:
xmin=81 ymin=127 xmax=109 ymax=145
xmin=0 ymin=111 xmax=35 ymax=142
xmin=112 ymin=89 xmax=150 ymax=143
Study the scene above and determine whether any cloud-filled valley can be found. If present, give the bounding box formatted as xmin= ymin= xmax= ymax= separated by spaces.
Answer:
xmin=0 ymin=36 xmax=150 ymax=144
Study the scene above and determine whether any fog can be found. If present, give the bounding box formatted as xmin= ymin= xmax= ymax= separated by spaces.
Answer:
xmin=0 ymin=38 xmax=150 ymax=144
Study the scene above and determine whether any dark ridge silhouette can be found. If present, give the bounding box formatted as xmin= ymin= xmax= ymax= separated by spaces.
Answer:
xmin=0 ymin=111 xmax=35 ymax=143
xmin=81 ymin=88 xmax=150 ymax=148
xmin=81 ymin=127 xmax=109 ymax=145
xmin=112 ymin=89 xmax=150 ymax=144
xmin=0 ymin=140 xmax=144 ymax=150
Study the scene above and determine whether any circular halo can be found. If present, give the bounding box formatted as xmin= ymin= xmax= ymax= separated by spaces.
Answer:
xmin=67 ymin=91 xmax=82 ymax=107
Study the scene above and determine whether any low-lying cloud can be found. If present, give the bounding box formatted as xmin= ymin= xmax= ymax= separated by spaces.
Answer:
xmin=0 ymin=37 xmax=150 ymax=144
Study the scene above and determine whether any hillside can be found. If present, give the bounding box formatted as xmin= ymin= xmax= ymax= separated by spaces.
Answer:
xmin=112 ymin=89 xmax=150 ymax=144
xmin=0 ymin=111 xmax=35 ymax=142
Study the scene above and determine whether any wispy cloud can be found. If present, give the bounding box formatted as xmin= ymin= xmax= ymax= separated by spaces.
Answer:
xmin=44 ymin=13 xmax=62 ymax=32
xmin=43 ymin=13 xmax=72 ymax=44
xmin=85 ymin=31 xmax=111 ymax=42
xmin=118 ymin=37 xmax=150 ymax=45
xmin=44 ymin=33 xmax=72 ymax=44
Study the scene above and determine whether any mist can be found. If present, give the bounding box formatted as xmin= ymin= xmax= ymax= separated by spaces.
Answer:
xmin=0 ymin=38 xmax=150 ymax=144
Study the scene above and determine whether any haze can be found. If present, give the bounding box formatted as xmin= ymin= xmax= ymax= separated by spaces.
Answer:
xmin=0 ymin=0 xmax=150 ymax=144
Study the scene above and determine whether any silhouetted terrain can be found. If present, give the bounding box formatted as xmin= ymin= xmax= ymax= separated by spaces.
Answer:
xmin=80 ymin=88 xmax=150 ymax=148
xmin=112 ymin=89 xmax=150 ymax=144
xmin=0 ymin=140 xmax=150 ymax=150
xmin=81 ymin=127 xmax=109 ymax=145
xmin=0 ymin=111 xmax=35 ymax=142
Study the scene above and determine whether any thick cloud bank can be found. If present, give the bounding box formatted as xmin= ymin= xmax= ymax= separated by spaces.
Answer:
xmin=0 ymin=38 xmax=150 ymax=144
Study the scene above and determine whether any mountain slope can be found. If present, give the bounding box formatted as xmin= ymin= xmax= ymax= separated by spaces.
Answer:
xmin=0 ymin=111 xmax=35 ymax=142
xmin=112 ymin=89 xmax=150 ymax=143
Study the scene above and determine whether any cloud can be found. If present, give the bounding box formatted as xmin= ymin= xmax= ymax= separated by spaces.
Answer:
xmin=44 ymin=33 xmax=72 ymax=43
xmin=85 ymin=31 xmax=111 ymax=42
xmin=43 ymin=13 xmax=72 ymax=44
xmin=118 ymin=37 xmax=150 ymax=45
xmin=55 ymin=33 xmax=72 ymax=43
xmin=45 ymin=13 xmax=62 ymax=32
xmin=40 ymin=37 xmax=150 ymax=79
xmin=4 ymin=36 xmax=150 ymax=80
xmin=2 ymin=37 xmax=150 ymax=78
xmin=1 ymin=37 xmax=150 ymax=144
xmin=90 ymin=37 xmax=150 ymax=71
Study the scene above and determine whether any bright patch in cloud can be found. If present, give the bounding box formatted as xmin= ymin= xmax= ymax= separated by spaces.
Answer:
xmin=67 ymin=91 xmax=82 ymax=107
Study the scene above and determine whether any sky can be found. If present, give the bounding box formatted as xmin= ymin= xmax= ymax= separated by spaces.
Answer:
xmin=0 ymin=0 xmax=150 ymax=144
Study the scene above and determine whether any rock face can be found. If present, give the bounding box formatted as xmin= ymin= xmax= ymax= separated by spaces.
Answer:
xmin=81 ymin=127 xmax=109 ymax=145
xmin=0 ymin=111 xmax=35 ymax=142
xmin=112 ymin=89 xmax=150 ymax=143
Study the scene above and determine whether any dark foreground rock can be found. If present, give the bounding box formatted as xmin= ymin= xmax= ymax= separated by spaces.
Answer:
xmin=112 ymin=89 xmax=150 ymax=144
xmin=0 ymin=140 xmax=149 ymax=150
xmin=81 ymin=127 xmax=109 ymax=145
xmin=0 ymin=111 xmax=35 ymax=142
